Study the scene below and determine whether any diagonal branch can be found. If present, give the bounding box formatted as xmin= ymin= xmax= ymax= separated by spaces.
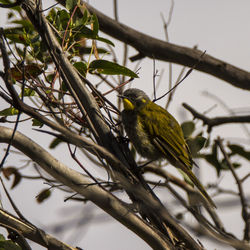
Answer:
xmin=216 ymin=138 xmax=250 ymax=241
xmin=0 ymin=126 xmax=172 ymax=250
xmin=0 ymin=208 xmax=76 ymax=250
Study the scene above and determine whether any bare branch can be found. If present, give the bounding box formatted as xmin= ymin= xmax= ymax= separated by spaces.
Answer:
xmin=216 ymin=137 xmax=250 ymax=241
xmin=0 ymin=126 xmax=171 ymax=250
xmin=123 ymin=170 xmax=250 ymax=250
xmin=0 ymin=208 xmax=77 ymax=250
xmin=183 ymin=103 xmax=250 ymax=132
xmin=143 ymin=165 xmax=225 ymax=231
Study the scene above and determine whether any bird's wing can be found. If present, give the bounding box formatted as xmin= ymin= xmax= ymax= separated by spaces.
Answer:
xmin=141 ymin=103 xmax=192 ymax=168
xmin=140 ymin=103 xmax=216 ymax=208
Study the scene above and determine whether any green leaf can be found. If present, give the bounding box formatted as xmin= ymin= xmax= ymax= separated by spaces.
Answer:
xmin=0 ymin=107 xmax=19 ymax=116
xmin=0 ymin=234 xmax=5 ymax=241
xmin=11 ymin=19 xmax=34 ymax=31
xmin=46 ymin=8 xmax=57 ymax=24
xmin=46 ymin=73 xmax=56 ymax=82
xmin=73 ymin=46 xmax=108 ymax=55
xmin=61 ymin=81 xmax=68 ymax=92
xmin=36 ymin=189 xmax=51 ymax=203
xmin=92 ymin=13 xmax=99 ymax=37
xmin=5 ymin=33 xmax=27 ymax=45
xmin=186 ymin=136 xmax=207 ymax=157
xmin=228 ymin=144 xmax=250 ymax=161
xmin=57 ymin=9 xmax=71 ymax=30
xmin=75 ymin=26 xmax=96 ymax=39
xmin=181 ymin=121 xmax=195 ymax=138
xmin=32 ymin=118 xmax=43 ymax=128
xmin=0 ymin=0 xmax=21 ymax=12
xmin=2 ymin=167 xmax=22 ymax=189
xmin=96 ymin=36 xmax=115 ymax=46
xmin=0 ymin=240 xmax=21 ymax=250
xmin=30 ymin=34 xmax=40 ymax=44
xmin=73 ymin=61 xmax=87 ymax=76
xmin=73 ymin=8 xmax=89 ymax=27
xmin=178 ymin=169 xmax=193 ymax=186
xmin=220 ymin=158 xmax=241 ymax=171
xmin=66 ymin=0 xmax=78 ymax=11
xmin=74 ymin=26 xmax=114 ymax=46
xmin=89 ymin=60 xmax=138 ymax=78
xmin=82 ymin=8 xmax=89 ymax=25
xmin=203 ymin=143 xmax=222 ymax=176
xmin=23 ymin=88 xmax=35 ymax=97
xmin=49 ymin=138 xmax=63 ymax=149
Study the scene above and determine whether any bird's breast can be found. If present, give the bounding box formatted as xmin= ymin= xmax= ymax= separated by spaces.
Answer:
xmin=121 ymin=110 xmax=162 ymax=160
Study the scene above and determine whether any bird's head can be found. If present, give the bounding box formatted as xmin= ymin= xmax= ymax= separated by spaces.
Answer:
xmin=119 ymin=88 xmax=150 ymax=111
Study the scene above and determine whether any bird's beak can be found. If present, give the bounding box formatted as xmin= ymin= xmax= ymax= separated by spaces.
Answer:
xmin=118 ymin=95 xmax=134 ymax=110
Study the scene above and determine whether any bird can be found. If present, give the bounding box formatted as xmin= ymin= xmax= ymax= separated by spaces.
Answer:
xmin=119 ymin=88 xmax=216 ymax=208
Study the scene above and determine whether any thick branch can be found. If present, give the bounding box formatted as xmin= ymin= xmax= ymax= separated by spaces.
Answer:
xmin=21 ymin=0 xmax=116 ymax=152
xmin=77 ymin=1 xmax=250 ymax=90
xmin=143 ymin=165 xmax=225 ymax=231
xmin=0 ymin=209 xmax=75 ymax=250
xmin=0 ymin=126 xmax=171 ymax=250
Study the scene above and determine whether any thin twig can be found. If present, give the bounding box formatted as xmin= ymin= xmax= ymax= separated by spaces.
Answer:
xmin=0 ymin=31 xmax=23 ymax=169
xmin=183 ymin=103 xmax=250 ymax=132
xmin=216 ymin=137 xmax=250 ymax=241
xmin=153 ymin=51 xmax=206 ymax=102
xmin=160 ymin=0 xmax=174 ymax=108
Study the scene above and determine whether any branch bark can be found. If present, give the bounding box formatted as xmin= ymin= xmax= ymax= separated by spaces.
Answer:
xmin=0 ymin=208 xmax=76 ymax=250
xmin=0 ymin=126 xmax=171 ymax=250
xmin=216 ymin=138 xmax=250 ymax=241
xmin=183 ymin=103 xmax=250 ymax=132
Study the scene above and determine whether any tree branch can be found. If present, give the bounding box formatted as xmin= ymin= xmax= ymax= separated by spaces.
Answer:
xmin=67 ymin=1 xmax=250 ymax=91
xmin=183 ymin=103 xmax=250 ymax=132
xmin=0 ymin=126 xmax=171 ymax=250
xmin=143 ymin=165 xmax=225 ymax=231
xmin=0 ymin=208 xmax=76 ymax=250
xmin=216 ymin=138 xmax=250 ymax=241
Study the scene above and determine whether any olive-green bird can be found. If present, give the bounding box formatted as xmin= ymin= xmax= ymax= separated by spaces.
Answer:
xmin=120 ymin=88 xmax=216 ymax=208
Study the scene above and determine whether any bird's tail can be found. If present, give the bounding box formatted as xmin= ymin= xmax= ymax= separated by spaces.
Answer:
xmin=178 ymin=163 xmax=216 ymax=208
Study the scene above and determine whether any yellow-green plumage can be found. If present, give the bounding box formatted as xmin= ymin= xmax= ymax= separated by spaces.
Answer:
xmin=121 ymin=88 xmax=216 ymax=208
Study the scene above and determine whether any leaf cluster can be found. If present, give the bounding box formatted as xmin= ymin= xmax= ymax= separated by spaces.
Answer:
xmin=181 ymin=120 xmax=250 ymax=176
